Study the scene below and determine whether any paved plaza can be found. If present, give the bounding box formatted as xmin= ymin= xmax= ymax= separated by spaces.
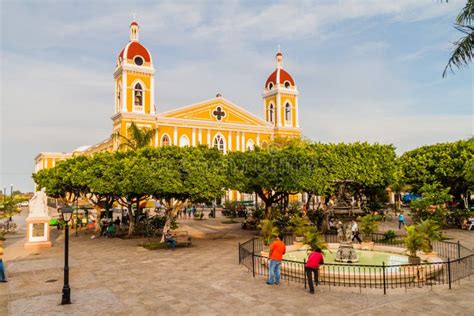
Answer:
xmin=1 ymin=209 xmax=473 ymax=315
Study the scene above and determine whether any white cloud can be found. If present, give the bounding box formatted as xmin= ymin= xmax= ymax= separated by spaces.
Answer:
xmin=0 ymin=0 xmax=470 ymax=192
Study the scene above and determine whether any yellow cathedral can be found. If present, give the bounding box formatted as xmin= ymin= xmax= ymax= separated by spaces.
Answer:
xmin=34 ymin=20 xmax=302 ymax=201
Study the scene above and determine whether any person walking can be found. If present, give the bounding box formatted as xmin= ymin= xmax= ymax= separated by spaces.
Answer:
xmin=305 ymin=248 xmax=324 ymax=294
xmin=398 ymin=212 xmax=405 ymax=229
xmin=351 ymin=220 xmax=362 ymax=243
xmin=267 ymin=234 xmax=286 ymax=285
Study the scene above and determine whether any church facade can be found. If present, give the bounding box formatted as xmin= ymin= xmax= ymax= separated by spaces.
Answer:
xmin=34 ymin=21 xmax=302 ymax=201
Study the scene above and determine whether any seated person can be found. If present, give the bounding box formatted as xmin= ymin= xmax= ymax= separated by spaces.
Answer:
xmin=106 ymin=222 xmax=116 ymax=237
xmin=164 ymin=230 xmax=177 ymax=250
xmin=461 ymin=218 xmax=469 ymax=230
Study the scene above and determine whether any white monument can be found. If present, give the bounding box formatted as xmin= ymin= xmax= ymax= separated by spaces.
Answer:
xmin=24 ymin=188 xmax=52 ymax=249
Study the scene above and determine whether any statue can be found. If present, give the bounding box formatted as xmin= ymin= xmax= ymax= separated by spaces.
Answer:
xmin=28 ymin=188 xmax=49 ymax=218
xmin=335 ymin=220 xmax=359 ymax=263
xmin=25 ymin=188 xmax=52 ymax=249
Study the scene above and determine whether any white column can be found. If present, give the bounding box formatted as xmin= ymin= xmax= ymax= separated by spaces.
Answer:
xmin=241 ymin=132 xmax=245 ymax=152
xmin=192 ymin=128 xmax=196 ymax=146
xmin=122 ymin=72 xmax=127 ymax=112
xmin=256 ymin=133 xmax=260 ymax=146
xmin=198 ymin=128 xmax=202 ymax=144
xmin=155 ymin=128 xmax=159 ymax=147
xmin=52 ymin=159 xmax=56 ymax=167
xmin=207 ymin=129 xmax=211 ymax=147
xmin=228 ymin=131 xmax=232 ymax=151
xmin=236 ymin=132 xmax=240 ymax=151
xmin=295 ymin=96 xmax=299 ymax=128
xmin=173 ymin=127 xmax=178 ymax=146
xmin=276 ymin=92 xmax=282 ymax=127
xmin=150 ymin=76 xmax=155 ymax=114
xmin=236 ymin=191 xmax=241 ymax=201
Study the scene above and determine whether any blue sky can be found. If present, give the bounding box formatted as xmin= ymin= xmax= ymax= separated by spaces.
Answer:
xmin=0 ymin=0 xmax=472 ymax=192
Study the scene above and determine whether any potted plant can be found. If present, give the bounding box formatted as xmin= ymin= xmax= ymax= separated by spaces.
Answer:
xmin=292 ymin=215 xmax=306 ymax=242
xmin=258 ymin=219 xmax=279 ymax=248
xmin=303 ymin=226 xmax=328 ymax=252
xmin=417 ymin=219 xmax=442 ymax=257
xmin=404 ymin=225 xmax=427 ymax=264
xmin=359 ymin=214 xmax=379 ymax=250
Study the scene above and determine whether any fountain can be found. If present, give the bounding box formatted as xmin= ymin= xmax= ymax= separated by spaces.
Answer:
xmin=334 ymin=221 xmax=358 ymax=263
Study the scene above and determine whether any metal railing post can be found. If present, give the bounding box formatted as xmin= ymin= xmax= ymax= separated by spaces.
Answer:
xmin=382 ymin=262 xmax=387 ymax=295
xmin=457 ymin=241 xmax=461 ymax=259
xmin=304 ymin=259 xmax=307 ymax=289
xmin=252 ymin=238 xmax=255 ymax=278
xmin=447 ymin=257 xmax=452 ymax=290
xmin=238 ymin=242 xmax=241 ymax=264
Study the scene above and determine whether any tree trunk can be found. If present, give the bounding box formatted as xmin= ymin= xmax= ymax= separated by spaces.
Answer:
xmin=305 ymin=193 xmax=313 ymax=211
xmin=160 ymin=206 xmax=181 ymax=243
xmin=127 ymin=204 xmax=134 ymax=237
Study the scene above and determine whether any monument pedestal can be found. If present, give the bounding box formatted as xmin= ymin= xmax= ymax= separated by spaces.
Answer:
xmin=24 ymin=217 xmax=52 ymax=250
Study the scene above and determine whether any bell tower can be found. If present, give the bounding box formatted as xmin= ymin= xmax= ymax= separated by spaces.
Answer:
xmin=114 ymin=20 xmax=155 ymax=115
xmin=263 ymin=51 xmax=299 ymax=130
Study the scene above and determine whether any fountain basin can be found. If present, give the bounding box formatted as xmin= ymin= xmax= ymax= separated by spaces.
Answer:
xmin=260 ymin=243 xmax=444 ymax=285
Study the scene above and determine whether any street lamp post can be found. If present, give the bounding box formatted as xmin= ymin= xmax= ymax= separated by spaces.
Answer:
xmin=9 ymin=184 xmax=13 ymax=222
xmin=75 ymin=198 xmax=78 ymax=237
xmin=60 ymin=206 xmax=73 ymax=305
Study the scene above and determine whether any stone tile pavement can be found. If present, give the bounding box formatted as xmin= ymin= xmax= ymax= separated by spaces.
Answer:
xmin=1 ymin=212 xmax=473 ymax=315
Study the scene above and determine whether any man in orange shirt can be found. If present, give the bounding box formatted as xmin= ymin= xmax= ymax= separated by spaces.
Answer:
xmin=267 ymin=234 xmax=286 ymax=285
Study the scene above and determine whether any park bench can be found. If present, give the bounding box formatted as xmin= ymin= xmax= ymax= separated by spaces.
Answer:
xmin=169 ymin=230 xmax=192 ymax=247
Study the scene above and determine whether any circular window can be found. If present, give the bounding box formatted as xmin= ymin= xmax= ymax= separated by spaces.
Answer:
xmin=284 ymin=81 xmax=290 ymax=88
xmin=134 ymin=56 xmax=144 ymax=66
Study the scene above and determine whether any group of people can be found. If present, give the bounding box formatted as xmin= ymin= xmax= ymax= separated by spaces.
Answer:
xmin=177 ymin=206 xmax=197 ymax=219
xmin=100 ymin=216 xmax=121 ymax=238
xmin=266 ymin=235 xmax=324 ymax=294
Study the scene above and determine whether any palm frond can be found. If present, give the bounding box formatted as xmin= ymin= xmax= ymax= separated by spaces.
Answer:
xmin=456 ymin=0 xmax=474 ymax=25
xmin=443 ymin=24 xmax=474 ymax=77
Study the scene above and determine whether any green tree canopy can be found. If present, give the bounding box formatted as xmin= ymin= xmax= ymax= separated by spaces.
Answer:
xmin=398 ymin=140 xmax=474 ymax=199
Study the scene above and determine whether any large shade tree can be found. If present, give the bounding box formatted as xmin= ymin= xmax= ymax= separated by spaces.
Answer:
xmin=398 ymin=140 xmax=474 ymax=203
xmin=146 ymin=146 xmax=227 ymax=241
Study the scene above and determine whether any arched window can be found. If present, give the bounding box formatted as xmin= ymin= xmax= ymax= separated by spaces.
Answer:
xmin=213 ymin=134 xmax=225 ymax=153
xmin=161 ymin=135 xmax=170 ymax=146
xmin=269 ymin=104 xmax=274 ymax=123
xmin=261 ymin=141 xmax=268 ymax=149
xmin=268 ymin=82 xmax=274 ymax=90
xmin=284 ymin=81 xmax=291 ymax=89
xmin=179 ymin=135 xmax=190 ymax=147
xmin=285 ymin=103 xmax=291 ymax=122
xmin=246 ymin=139 xmax=255 ymax=151
xmin=133 ymin=83 xmax=143 ymax=109
xmin=116 ymin=83 xmax=121 ymax=112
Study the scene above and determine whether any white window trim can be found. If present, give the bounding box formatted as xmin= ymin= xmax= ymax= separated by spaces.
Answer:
xmin=268 ymin=103 xmax=275 ymax=123
xmin=131 ymin=80 xmax=146 ymax=113
xmin=179 ymin=135 xmax=190 ymax=147
xmin=161 ymin=133 xmax=171 ymax=147
xmin=213 ymin=132 xmax=226 ymax=154
xmin=284 ymin=101 xmax=293 ymax=126
xmin=246 ymin=139 xmax=255 ymax=151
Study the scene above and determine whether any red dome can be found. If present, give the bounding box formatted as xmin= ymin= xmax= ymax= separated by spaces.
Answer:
xmin=118 ymin=41 xmax=151 ymax=63
xmin=130 ymin=21 xmax=139 ymax=27
xmin=265 ymin=68 xmax=295 ymax=88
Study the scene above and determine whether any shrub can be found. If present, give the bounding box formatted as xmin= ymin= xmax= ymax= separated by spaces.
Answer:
xmin=359 ymin=214 xmax=379 ymax=237
xmin=381 ymin=230 xmax=397 ymax=243
xmin=258 ymin=219 xmax=279 ymax=246
xmin=404 ymin=225 xmax=427 ymax=258
xmin=303 ymin=226 xmax=328 ymax=251
xmin=416 ymin=219 xmax=443 ymax=253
